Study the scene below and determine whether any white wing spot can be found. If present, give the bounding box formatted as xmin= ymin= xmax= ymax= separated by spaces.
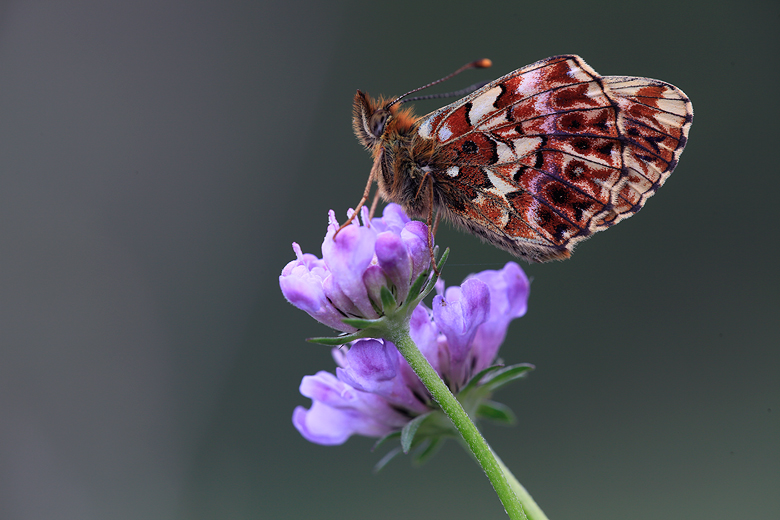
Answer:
xmin=486 ymin=169 xmax=520 ymax=202
xmin=514 ymin=137 xmax=543 ymax=158
xmin=495 ymin=141 xmax=515 ymax=163
xmin=418 ymin=119 xmax=433 ymax=138
xmin=585 ymin=81 xmax=609 ymax=102
xmin=438 ymin=124 xmax=453 ymax=142
xmin=446 ymin=166 xmax=460 ymax=177
xmin=516 ymin=69 xmax=541 ymax=96
xmin=469 ymin=86 xmax=502 ymax=125
xmin=566 ymin=61 xmax=595 ymax=82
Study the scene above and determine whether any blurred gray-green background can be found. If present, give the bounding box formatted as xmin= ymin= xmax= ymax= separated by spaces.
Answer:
xmin=1 ymin=1 xmax=777 ymax=519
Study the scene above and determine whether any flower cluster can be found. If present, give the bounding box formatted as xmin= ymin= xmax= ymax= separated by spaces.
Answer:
xmin=291 ymin=262 xmax=530 ymax=446
xmin=280 ymin=204 xmax=531 ymax=449
xmin=279 ymin=204 xmax=431 ymax=333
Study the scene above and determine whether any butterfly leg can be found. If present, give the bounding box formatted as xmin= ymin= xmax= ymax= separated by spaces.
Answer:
xmin=425 ymin=175 xmax=441 ymax=276
xmin=368 ymin=189 xmax=381 ymax=219
xmin=334 ymin=150 xmax=383 ymax=237
xmin=412 ymin=169 xmax=440 ymax=275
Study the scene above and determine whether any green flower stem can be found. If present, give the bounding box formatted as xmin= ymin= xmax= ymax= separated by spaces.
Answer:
xmin=389 ymin=327 xmax=528 ymax=520
xmin=494 ymin=454 xmax=549 ymax=520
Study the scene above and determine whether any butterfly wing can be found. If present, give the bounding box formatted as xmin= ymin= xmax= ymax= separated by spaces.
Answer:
xmin=597 ymin=75 xmax=692 ymax=228
xmin=417 ymin=55 xmax=692 ymax=262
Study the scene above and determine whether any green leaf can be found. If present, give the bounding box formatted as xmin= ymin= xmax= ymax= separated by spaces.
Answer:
xmin=413 ymin=437 xmax=444 ymax=465
xmin=379 ymin=286 xmax=397 ymax=312
xmin=459 ymin=364 xmax=507 ymax=395
xmin=435 ymin=247 xmax=450 ymax=272
xmin=477 ymin=400 xmax=516 ymax=424
xmin=306 ymin=335 xmax=355 ymax=346
xmin=401 ymin=412 xmax=431 ymax=454
xmin=373 ymin=446 xmax=402 ymax=473
xmin=341 ymin=317 xmax=382 ymax=329
xmin=420 ymin=247 xmax=451 ymax=298
xmin=482 ymin=363 xmax=535 ymax=392
xmin=404 ymin=270 xmax=430 ymax=306
xmin=372 ymin=431 xmax=401 ymax=452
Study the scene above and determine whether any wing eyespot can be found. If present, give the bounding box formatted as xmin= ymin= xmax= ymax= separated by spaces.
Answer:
xmin=461 ymin=140 xmax=478 ymax=154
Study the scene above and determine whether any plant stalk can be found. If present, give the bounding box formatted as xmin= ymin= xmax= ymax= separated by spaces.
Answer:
xmin=390 ymin=327 xmax=529 ymax=520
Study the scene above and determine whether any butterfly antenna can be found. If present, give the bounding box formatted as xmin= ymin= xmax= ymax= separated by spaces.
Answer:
xmin=385 ymin=58 xmax=492 ymax=109
xmin=402 ymin=80 xmax=492 ymax=103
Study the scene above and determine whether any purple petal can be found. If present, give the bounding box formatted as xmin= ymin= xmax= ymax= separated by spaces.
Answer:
xmin=294 ymin=370 xmax=409 ymax=445
xmin=331 ymin=347 xmax=347 ymax=368
xmin=279 ymin=262 xmax=327 ymax=314
xmin=471 ymin=262 xmax=530 ymax=321
xmin=321 ymin=273 xmax=362 ymax=317
xmin=401 ymin=221 xmax=431 ymax=281
xmin=280 ymin=244 xmax=328 ymax=275
xmin=293 ymin=403 xmax=355 ymax=445
xmin=279 ymin=245 xmax=355 ymax=332
xmin=469 ymin=262 xmax=531 ymax=371
xmin=337 ymin=339 xmax=397 ymax=391
xmin=375 ymin=231 xmax=412 ymax=303
xmin=293 ymin=401 xmax=396 ymax=446
xmin=408 ymin=304 xmax=441 ymax=373
xmin=299 ymin=371 xmax=406 ymax=420
xmin=434 ymin=276 xmax=445 ymax=297
xmin=322 ymin=222 xmax=378 ymax=318
xmin=299 ymin=371 xmax=351 ymax=407
xmin=362 ymin=265 xmax=388 ymax=312
xmin=337 ymin=339 xmax=430 ymax=414
xmin=378 ymin=203 xmax=410 ymax=234
xmin=398 ymin=305 xmax=440 ymax=400
xmin=433 ymin=278 xmax=490 ymax=366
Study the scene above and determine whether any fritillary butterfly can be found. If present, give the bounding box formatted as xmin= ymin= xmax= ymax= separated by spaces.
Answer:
xmin=351 ymin=55 xmax=693 ymax=262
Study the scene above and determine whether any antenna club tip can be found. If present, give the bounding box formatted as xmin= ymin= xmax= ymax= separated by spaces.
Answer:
xmin=475 ymin=58 xmax=492 ymax=68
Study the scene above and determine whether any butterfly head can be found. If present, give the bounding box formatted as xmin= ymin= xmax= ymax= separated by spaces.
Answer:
xmin=352 ymin=90 xmax=391 ymax=149
xmin=352 ymin=59 xmax=491 ymax=150
xmin=352 ymin=90 xmax=418 ymax=150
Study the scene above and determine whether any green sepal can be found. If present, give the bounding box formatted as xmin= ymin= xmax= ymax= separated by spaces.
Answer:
xmin=405 ymin=271 xmax=431 ymax=306
xmin=379 ymin=285 xmax=397 ymax=312
xmin=435 ymin=247 xmax=450 ymax=274
xmin=372 ymin=446 xmax=402 ymax=473
xmin=421 ymin=248 xmax=450 ymax=298
xmin=372 ymin=430 xmax=401 ymax=452
xmin=413 ymin=437 xmax=444 ymax=465
xmin=477 ymin=400 xmax=516 ymax=425
xmin=306 ymin=335 xmax=357 ymax=346
xmin=341 ymin=317 xmax=383 ymax=329
xmin=459 ymin=364 xmax=508 ymax=395
xmin=401 ymin=412 xmax=432 ymax=454
xmin=481 ymin=363 xmax=535 ymax=392
xmin=402 ymin=247 xmax=449 ymax=308
xmin=310 ymin=248 xmax=450 ymax=349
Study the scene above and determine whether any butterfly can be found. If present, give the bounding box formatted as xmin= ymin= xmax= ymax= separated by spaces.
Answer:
xmin=350 ymin=55 xmax=693 ymax=262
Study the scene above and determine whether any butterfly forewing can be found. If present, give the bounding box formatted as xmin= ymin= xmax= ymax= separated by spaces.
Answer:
xmin=412 ymin=55 xmax=692 ymax=261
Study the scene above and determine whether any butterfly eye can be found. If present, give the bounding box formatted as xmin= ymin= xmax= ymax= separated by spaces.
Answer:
xmin=369 ymin=110 xmax=390 ymax=138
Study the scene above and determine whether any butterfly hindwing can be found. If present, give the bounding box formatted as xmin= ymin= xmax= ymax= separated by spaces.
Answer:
xmin=596 ymin=75 xmax=693 ymax=228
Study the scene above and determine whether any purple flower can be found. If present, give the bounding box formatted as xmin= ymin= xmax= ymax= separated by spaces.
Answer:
xmin=293 ymin=262 xmax=531 ymax=446
xmin=280 ymin=205 xmax=433 ymax=333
